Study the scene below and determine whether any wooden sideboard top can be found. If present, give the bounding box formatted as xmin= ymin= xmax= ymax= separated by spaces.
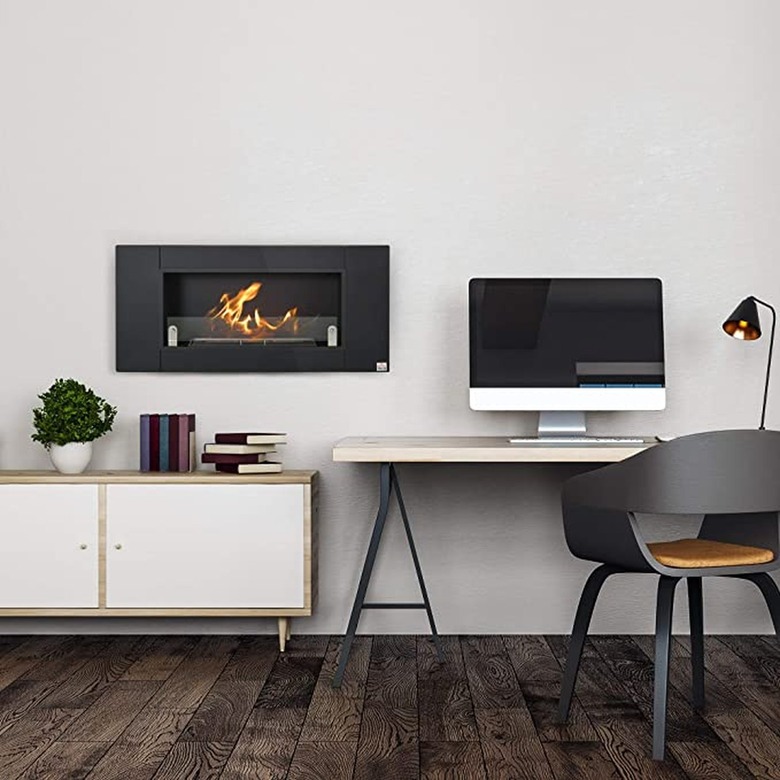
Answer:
xmin=0 ymin=470 xmax=317 ymax=485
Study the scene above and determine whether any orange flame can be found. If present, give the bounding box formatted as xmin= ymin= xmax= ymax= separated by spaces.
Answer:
xmin=207 ymin=282 xmax=298 ymax=339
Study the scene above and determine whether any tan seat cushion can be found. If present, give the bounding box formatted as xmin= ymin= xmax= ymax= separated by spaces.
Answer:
xmin=647 ymin=538 xmax=775 ymax=568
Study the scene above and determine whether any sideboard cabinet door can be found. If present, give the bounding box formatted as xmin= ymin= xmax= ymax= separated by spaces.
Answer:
xmin=106 ymin=484 xmax=305 ymax=608
xmin=0 ymin=485 xmax=99 ymax=607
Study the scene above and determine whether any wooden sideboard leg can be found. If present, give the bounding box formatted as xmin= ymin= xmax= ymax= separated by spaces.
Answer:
xmin=278 ymin=617 xmax=288 ymax=652
xmin=286 ymin=619 xmax=292 ymax=642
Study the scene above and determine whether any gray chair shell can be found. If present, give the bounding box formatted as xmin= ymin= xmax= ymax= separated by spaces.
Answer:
xmin=558 ymin=429 xmax=780 ymax=760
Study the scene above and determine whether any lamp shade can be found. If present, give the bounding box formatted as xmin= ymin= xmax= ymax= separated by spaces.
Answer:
xmin=723 ymin=297 xmax=762 ymax=341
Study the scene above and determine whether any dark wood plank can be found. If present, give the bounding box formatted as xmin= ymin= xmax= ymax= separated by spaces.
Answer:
xmin=0 ymin=637 xmax=71 ymax=691
xmin=299 ymin=635 xmax=372 ymax=742
xmin=503 ymin=635 xmax=599 ymax=742
xmin=417 ymin=636 xmax=478 ymax=743
xmin=633 ymin=636 xmax=780 ymax=780
xmin=219 ymin=634 xmax=278 ymax=680
xmin=180 ymin=679 xmax=265 ymax=742
xmin=120 ymin=636 xmax=196 ymax=681
xmin=287 ymin=741 xmax=357 ymax=780
xmin=590 ymin=636 xmax=717 ymax=743
xmin=39 ymin=636 xmax=147 ymax=709
xmin=475 ymin=708 xmax=553 ymax=780
xmin=461 ymin=635 xmax=527 ymax=710
xmin=354 ymin=634 xmax=418 ymax=780
xmin=19 ymin=636 xmax=110 ymax=683
xmin=17 ymin=740 xmax=109 ymax=780
xmin=86 ymin=708 xmax=192 ymax=780
xmin=0 ymin=680 xmax=73 ymax=737
xmin=60 ymin=680 xmax=160 ymax=742
xmin=668 ymin=741 xmax=754 ymax=780
xmin=545 ymin=637 xmax=687 ymax=780
xmin=420 ymin=741 xmax=487 ymax=780
xmin=364 ymin=635 xmax=417 ymax=708
xmin=700 ymin=636 xmax=780 ymax=734
xmin=152 ymin=741 xmax=233 ymax=780
xmin=221 ymin=706 xmax=307 ymax=780
xmin=254 ymin=654 xmax=324 ymax=711
xmin=543 ymin=741 xmax=621 ymax=780
xmin=0 ymin=707 xmax=81 ymax=777
xmin=354 ymin=704 xmax=418 ymax=780
xmin=144 ymin=635 xmax=240 ymax=712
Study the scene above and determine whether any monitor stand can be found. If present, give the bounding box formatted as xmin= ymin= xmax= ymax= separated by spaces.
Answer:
xmin=537 ymin=411 xmax=587 ymax=437
xmin=508 ymin=411 xmax=646 ymax=445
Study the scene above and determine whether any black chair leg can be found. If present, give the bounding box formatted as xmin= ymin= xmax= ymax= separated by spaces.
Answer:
xmin=733 ymin=572 xmax=780 ymax=638
xmin=687 ymin=577 xmax=705 ymax=710
xmin=653 ymin=575 xmax=680 ymax=761
xmin=558 ymin=564 xmax=617 ymax=721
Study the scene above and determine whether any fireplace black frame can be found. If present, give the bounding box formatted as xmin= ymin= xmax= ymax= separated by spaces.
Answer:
xmin=116 ymin=245 xmax=389 ymax=372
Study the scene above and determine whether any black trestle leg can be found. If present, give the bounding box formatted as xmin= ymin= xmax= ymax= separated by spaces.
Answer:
xmin=332 ymin=463 xmax=392 ymax=688
xmin=653 ymin=576 xmax=680 ymax=761
xmin=391 ymin=465 xmax=444 ymax=661
xmin=558 ymin=564 xmax=617 ymax=721
xmin=733 ymin=572 xmax=780 ymax=638
xmin=687 ymin=577 xmax=705 ymax=711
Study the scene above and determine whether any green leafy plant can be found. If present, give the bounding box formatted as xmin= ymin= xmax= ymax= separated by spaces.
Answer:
xmin=31 ymin=378 xmax=117 ymax=449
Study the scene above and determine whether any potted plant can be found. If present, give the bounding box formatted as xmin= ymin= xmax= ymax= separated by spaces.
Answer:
xmin=31 ymin=378 xmax=117 ymax=474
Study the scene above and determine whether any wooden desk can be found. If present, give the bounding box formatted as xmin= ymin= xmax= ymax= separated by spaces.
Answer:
xmin=331 ymin=436 xmax=654 ymax=686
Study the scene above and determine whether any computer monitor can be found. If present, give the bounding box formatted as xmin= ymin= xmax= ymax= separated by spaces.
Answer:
xmin=469 ymin=278 xmax=665 ymax=437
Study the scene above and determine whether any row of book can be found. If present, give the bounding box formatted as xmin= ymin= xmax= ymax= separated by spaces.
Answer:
xmin=201 ymin=432 xmax=286 ymax=474
xmin=140 ymin=414 xmax=196 ymax=472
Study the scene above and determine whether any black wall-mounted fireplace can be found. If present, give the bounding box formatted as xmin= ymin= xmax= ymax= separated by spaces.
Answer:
xmin=116 ymin=245 xmax=389 ymax=372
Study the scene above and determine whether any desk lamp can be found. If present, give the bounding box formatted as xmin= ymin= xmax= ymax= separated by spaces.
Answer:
xmin=723 ymin=295 xmax=776 ymax=429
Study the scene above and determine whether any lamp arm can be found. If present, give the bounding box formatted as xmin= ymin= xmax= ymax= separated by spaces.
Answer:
xmin=752 ymin=296 xmax=776 ymax=430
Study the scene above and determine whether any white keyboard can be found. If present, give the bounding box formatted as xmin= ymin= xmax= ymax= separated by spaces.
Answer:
xmin=508 ymin=436 xmax=646 ymax=445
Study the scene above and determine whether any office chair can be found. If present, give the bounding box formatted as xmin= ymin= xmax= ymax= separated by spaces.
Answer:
xmin=558 ymin=429 xmax=780 ymax=760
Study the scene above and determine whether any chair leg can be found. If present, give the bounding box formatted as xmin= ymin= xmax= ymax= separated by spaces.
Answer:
xmin=558 ymin=564 xmax=617 ymax=721
xmin=687 ymin=577 xmax=705 ymax=710
xmin=653 ymin=575 xmax=680 ymax=761
xmin=732 ymin=573 xmax=780 ymax=638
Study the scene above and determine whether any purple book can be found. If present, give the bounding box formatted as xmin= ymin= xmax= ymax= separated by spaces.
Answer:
xmin=140 ymin=414 xmax=150 ymax=472
xmin=178 ymin=414 xmax=189 ymax=472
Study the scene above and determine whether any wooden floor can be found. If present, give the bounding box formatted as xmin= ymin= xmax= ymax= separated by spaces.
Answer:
xmin=0 ymin=635 xmax=777 ymax=779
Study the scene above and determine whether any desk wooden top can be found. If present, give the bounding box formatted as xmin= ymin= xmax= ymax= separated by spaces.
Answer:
xmin=333 ymin=436 xmax=654 ymax=463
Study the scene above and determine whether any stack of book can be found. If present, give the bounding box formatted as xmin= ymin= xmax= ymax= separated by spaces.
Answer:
xmin=202 ymin=432 xmax=286 ymax=473
xmin=140 ymin=414 xmax=196 ymax=472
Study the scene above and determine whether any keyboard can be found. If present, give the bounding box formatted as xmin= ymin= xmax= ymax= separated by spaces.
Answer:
xmin=508 ymin=436 xmax=646 ymax=445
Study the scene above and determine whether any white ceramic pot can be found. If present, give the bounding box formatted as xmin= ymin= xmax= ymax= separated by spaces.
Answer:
xmin=49 ymin=441 xmax=93 ymax=474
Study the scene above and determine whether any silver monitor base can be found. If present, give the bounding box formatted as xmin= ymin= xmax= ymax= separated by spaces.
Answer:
xmin=537 ymin=411 xmax=587 ymax=437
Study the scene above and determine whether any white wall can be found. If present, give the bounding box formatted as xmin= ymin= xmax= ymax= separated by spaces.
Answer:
xmin=1 ymin=0 xmax=778 ymax=635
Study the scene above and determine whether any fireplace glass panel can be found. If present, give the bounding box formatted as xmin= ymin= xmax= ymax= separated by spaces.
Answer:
xmin=163 ymin=272 xmax=342 ymax=348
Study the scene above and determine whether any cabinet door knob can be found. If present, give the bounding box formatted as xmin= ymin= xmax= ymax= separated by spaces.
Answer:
xmin=114 ymin=544 xmax=123 ymax=550
xmin=79 ymin=543 xmax=88 ymax=550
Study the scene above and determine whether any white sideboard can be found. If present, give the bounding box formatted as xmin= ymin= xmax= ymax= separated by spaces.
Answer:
xmin=0 ymin=470 xmax=317 ymax=650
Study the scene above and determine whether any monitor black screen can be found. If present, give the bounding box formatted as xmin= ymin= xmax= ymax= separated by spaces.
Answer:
xmin=469 ymin=278 xmax=665 ymax=389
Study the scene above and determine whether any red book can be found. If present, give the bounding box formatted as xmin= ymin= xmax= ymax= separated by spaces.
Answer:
xmin=149 ymin=414 xmax=160 ymax=471
xmin=169 ymin=415 xmax=180 ymax=473
xmin=202 ymin=452 xmax=269 ymax=465
xmin=215 ymin=432 xmax=286 ymax=445
xmin=178 ymin=414 xmax=189 ymax=472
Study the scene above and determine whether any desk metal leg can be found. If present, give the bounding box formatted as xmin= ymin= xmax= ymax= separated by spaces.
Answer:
xmin=333 ymin=462 xmax=442 ymax=687
xmin=391 ymin=464 xmax=443 ymax=660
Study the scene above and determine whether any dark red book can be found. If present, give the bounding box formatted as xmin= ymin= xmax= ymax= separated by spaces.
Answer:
xmin=149 ymin=414 xmax=160 ymax=471
xmin=215 ymin=432 xmax=286 ymax=445
xmin=201 ymin=452 xmax=269 ymax=465
xmin=188 ymin=414 xmax=196 ymax=472
xmin=169 ymin=415 xmax=180 ymax=473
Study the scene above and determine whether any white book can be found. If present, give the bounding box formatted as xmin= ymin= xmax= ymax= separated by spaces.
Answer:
xmin=215 ymin=463 xmax=284 ymax=474
xmin=204 ymin=443 xmax=278 ymax=455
